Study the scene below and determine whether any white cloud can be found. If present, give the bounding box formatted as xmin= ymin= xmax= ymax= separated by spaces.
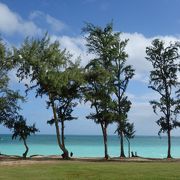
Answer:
xmin=128 ymin=92 xmax=160 ymax=102
xmin=51 ymin=35 xmax=94 ymax=66
xmin=30 ymin=11 xmax=66 ymax=33
xmin=121 ymin=33 xmax=180 ymax=83
xmin=51 ymin=32 xmax=180 ymax=82
xmin=0 ymin=3 xmax=42 ymax=36
xmin=128 ymin=101 xmax=159 ymax=135
xmin=122 ymin=33 xmax=152 ymax=74
xmin=46 ymin=15 xmax=65 ymax=32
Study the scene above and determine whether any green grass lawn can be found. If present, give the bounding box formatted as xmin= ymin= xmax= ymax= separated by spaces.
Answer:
xmin=0 ymin=161 xmax=180 ymax=180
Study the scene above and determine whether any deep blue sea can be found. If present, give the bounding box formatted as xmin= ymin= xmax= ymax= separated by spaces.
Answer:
xmin=0 ymin=135 xmax=180 ymax=158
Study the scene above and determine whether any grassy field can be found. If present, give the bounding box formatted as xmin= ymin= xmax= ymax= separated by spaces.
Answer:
xmin=0 ymin=161 xmax=180 ymax=180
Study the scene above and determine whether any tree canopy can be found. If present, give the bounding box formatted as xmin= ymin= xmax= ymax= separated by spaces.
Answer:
xmin=0 ymin=39 xmax=23 ymax=130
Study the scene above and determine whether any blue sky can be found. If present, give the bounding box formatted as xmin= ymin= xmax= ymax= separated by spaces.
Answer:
xmin=0 ymin=0 xmax=180 ymax=135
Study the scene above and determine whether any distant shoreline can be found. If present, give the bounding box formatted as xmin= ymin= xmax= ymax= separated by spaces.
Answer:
xmin=1 ymin=134 xmax=180 ymax=137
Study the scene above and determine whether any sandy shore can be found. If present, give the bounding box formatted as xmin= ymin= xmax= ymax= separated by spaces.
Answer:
xmin=0 ymin=155 xmax=180 ymax=166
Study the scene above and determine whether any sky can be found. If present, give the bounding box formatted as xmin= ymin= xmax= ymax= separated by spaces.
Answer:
xmin=0 ymin=0 xmax=180 ymax=135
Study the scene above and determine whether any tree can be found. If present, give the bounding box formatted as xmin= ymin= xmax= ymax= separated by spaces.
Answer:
xmin=116 ymin=121 xmax=135 ymax=158
xmin=83 ymin=22 xmax=134 ymax=158
xmin=110 ymin=33 xmax=134 ymax=158
xmin=14 ymin=34 xmax=83 ymax=159
xmin=0 ymin=38 xmax=23 ymax=130
xmin=12 ymin=115 xmax=38 ymax=158
xmin=84 ymin=62 xmax=114 ymax=159
xmin=146 ymin=39 xmax=180 ymax=158
xmin=83 ymin=23 xmax=118 ymax=159
xmin=47 ymin=61 xmax=83 ymax=156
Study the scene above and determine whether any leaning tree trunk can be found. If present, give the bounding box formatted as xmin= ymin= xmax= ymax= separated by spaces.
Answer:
xmin=22 ymin=137 xmax=29 ymax=158
xmin=51 ymin=98 xmax=69 ymax=159
xmin=167 ymin=128 xmax=172 ymax=158
xmin=101 ymin=123 xmax=109 ymax=159
xmin=120 ymin=130 xmax=125 ymax=158
xmin=61 ymin=120 xmax=65 ymax=149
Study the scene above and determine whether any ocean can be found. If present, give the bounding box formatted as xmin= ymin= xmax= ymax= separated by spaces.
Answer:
xmin=0 ymin=135 xmax=180 ymax=158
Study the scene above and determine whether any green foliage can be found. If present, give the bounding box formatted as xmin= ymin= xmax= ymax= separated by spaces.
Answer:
xmin=83 ymin=22 xmax=134 ymax=158
xmin=12 ymin=115 xmax=38 ymax=158
xmin=84 ymin=63 xmax=114 ymax=125
xmin=146 ymin=39 xmax=180 ymax=135
xmin=14 ymin=34 xmax=69 ymax=97
xmin=14 ymin=34 xmax=84 ymax=104
xmin=83 ymin=22 xmax=121 ymax=159
xmin=0 ymin=38 xmax=23 ymax=130
xmin=14 ymin=34 xmax=84 ymax=158
xmin=83 ymin=22 xmax=134 ymax=125
xmin=47 ymin=60 xmax=84 ymax=125
xmin=146 ymin=39 xmax=180 ymax=158
xmin=110 ymin=35 xmax=134 ymax=125
xmin=115 ymin=121 xmax=135 ymax=140
xmin=12 ymin=115 xmax=38 ymax=141
xmin=83 ymin=22 xmax=119 ymax=67
xmin=115 ymin=120 xmax=135 ymax=157
xmin=0 ymin=90 xmax=23 ymax=128
xmin=111 ymin=33 xmax=134 ymax=157
xmin=83 ymin=23 xmax=116 ymax=125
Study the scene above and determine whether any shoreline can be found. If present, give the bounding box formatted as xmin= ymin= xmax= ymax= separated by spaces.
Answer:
xmin=1 ymin=155 xmax=180 ymax=166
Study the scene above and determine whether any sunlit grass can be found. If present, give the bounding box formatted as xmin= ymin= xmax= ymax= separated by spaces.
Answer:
xmin=0 ymin=161 xmax=180 ymax=180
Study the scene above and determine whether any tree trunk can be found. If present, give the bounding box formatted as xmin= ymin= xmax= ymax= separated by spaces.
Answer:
xmin=126 ymin=137 xmax=130 ymax=158
xmin=167 ymin=129 xmax=172 ymax=158
xmin=120 ymin=131 xmax=125 ymax=158
xmin=164 ymin=79 xmax=172 ymax=159
xmin=51 ymin=98 xmax=69 ymax=159
xmin=101 ymin=123 xmax=108 ymax=159
xmin=22 ymin=138 xmax=29 ymax=158
xmin=61 ymin=120 xmax=65 ymax=148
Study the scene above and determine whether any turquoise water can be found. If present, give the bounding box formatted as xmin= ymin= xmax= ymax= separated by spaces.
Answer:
xmin=0 ymin=135 xmax=180 ymax=158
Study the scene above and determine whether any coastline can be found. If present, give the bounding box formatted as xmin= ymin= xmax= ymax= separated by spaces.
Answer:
xmin=1 ymin=154 xmax=180 ymax=166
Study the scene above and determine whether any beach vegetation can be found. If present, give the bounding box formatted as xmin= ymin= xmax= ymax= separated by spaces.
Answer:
xmin=12 ymin=115 xmax=38 ymax=158
xmin=0 ymin=39 xmax=23 ymax=131
xmin=83 ymin=22 xmax=134 ymax=158
xmin=83 ymin=23 xmax=117 ymax=159
xmin=47 ymin=60 xmax=84 ymax=158
xmin=146 ymin=39 xmax=180 ymax=158
xmin=13 ymin=34 xmax=78 ymax=159
xmin=115 ymin=121 xmax=135 ymax=157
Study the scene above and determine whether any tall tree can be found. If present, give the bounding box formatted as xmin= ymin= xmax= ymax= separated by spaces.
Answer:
xmin=146 ymin=39 xmax=180 ymax=158
xmin=14 ymin=35 xmax=82 ymax=159
xmin=83 ymin=23 xmax=116 ymax=159
xmin=12 ymin=115 xmax=38 ymax=158
xmin=83 ymin=22 xmax=134 ymax=158
xmin=83 ymin=23 xmax=131 ymax=159
xmin=110 ymin=34 xmax=134 ymax=158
